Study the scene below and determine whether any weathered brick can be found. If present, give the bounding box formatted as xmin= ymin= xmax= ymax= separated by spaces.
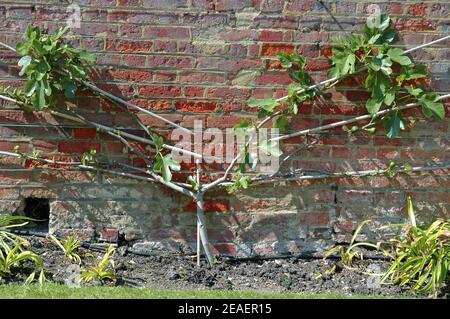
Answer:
xmin=259 ymin=30 xmax=284 ymax=42
xmin=109 ymin=69 xmax=152 ymax=82
xmin=408 ymin=3 xmax=428 ymax=16
xmin=175 ymin=101 xmax=217 ymax=113
xmin=100 ymin=228 xmax=119 ymax=242
xmin=142 ymin=0 xmax=187 ymax=9
xmin=395 ymin=19 xmax=436 ymax=32
xmin=262 ymin=44 xmax=295 ymax=56
xmin=74 ymin=128 xmax=97 ymax=139
xmin=106 ymin=39 xmax=152 ymax=53
xmin=147 ymin=56 xmax=193 ymax=69
xmin=377 ymin=148 xmax=400 ymax=160
xmin=255 ymin=73 xmax=292 ymax=85
xmin=139 ymin=85 xmax=181 ymax=98
xmin=215 ymin=0 xmax=254 ymax=11
xmin=261 ymin=0 xmax=284 ymax=12
xmin=179 ymin=71 xmax=225 ymax=84
xmin=143 ymin=27 xmax=190 ymax=39
xmin=206 ymin=87 xmax=251 ymax=100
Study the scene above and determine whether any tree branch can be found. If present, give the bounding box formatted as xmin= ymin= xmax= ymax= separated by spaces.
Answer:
xmin=270 ymin=93 xmax=450 ymax=143
xmin=0 ymin=94 xmax=202 ymax=160
xmin=219 ymin=164 xmax=450 ymax=186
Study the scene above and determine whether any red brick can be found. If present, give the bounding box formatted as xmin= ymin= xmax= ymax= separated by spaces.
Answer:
xmin=122 ymin=55 xmax=146 ymax=67
xmin=344 ymin=90 xmax=371 ymax=101
xmin=0 ymin=110 xmax=39 ymax=123
xmin=286 ymin=0 xmax=314 ymax=12
xmin=153 ymin=40 xmax=177 ymax=53
xmin=400 ymin=148 xmax=443 ymax=161
xmin=100 ymin=228 xmax=119 ymax=242
xmin=138 ymin=114 xmax=183 ymax=128
xmin=266 ymin=60 xmax=284 ymax=71
xmin=154 ymin=70 xmax=177 ymax=82
xmin=184 ymin=86 xmax=205 ymax=98
xmin=74 ymin=128 xmax=97 ymax=139
xmin=206 ymin=87 xmax=251 ymax=100
xmin=147 ymin=56 xmax=193 ymax=69
xmin=377 ymin=148 xmax=399 ymax=160
xmin=143 ymin=27 xmax=190 ymax=39
xmin=305 ymin=59 xmax=330 ymax=71
xmin=316 ymin=104 xmax=360 ymax=116
xmin=395 ymin=19 xmax=436 ymax=32
xmin=0 ymin=141 xmax=30 ymax=153
xmin=139 ymin=85 xmax=181 ymax=98
xmin=332 ymin=146 xmax=352 ymax=159
xmin=207 ymin=115 xmax=245 ymax=128
xmin=259 ymin=30 xmax=284 ymax=42
xmin=255 ymin=73 xmax=292 ymax=86
xmin=179 ymin=72 xmax=225 ymax=84
xmin=362 ymin=2 xmax=403 ymax=15
xmin=175 ymin=101 xmax=217 ymax=113
xmin=262 ymin=44 xmax=295 ymax=56
xmin=321 ymin=46 xmax=333 ymax=58
xmin=109 ymin=69 xmax=152 ymax=82
xmin=106 ymin=142 xmax=124 ymax=153
xmin=354 ymin=148 xmax=376 ymax=159
xmin=369 ymin=176 xmax=392 ymax=188
xmin=333 ymin=220 xmax=353 ymax=233
xmin=106 ymin=39 xmax=152 ymax=53
xmin=287 ymin=118 xmax=320 ymax=130
xmin=211 ymin=243 xmax=237 ymax=255
xmin=0 ymin=171 xmax=33 ymax=185
xmin=338 ymin=190 xmax=372 ymax=203
xmin=58 ymin=142 xmax=101 ymax=154
xmin=217 ymin=59 xmax=262 ymax=73
xmin=408 ymin=3 xmax=428 ymax=16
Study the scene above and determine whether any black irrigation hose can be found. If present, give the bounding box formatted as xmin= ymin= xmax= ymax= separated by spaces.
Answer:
xmin=9 ymin=229 xmax=177 ymax=257
xmin=9 ymin=229 xmax=391 ymax=262
xmin=220 ymin=253 xmax=391 ymax=263
xmin=9 ymin=229 xmax=115 ymax=253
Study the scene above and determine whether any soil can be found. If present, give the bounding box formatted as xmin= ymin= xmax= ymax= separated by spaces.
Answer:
xmin=3 ymin=236 xmax=449 ymax=299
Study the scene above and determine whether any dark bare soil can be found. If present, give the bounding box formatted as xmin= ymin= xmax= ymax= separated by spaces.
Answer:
xmin=3 ymin=236 xmax=449 ymax=298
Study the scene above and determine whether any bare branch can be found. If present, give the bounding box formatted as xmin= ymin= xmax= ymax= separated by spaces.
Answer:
xmin=0 ymin=94 xmax=202 ymax=160
xmin=82 ymin=81 xmax=193 ymax=135
xmin=270 ymin=94 xmax=450 ymax=143
xmin=219 ymin=164 xmax=450 ymax=186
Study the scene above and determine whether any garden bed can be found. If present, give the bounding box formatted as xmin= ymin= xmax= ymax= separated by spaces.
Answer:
xmin=3 ymin=235 xmax=448 ymax=299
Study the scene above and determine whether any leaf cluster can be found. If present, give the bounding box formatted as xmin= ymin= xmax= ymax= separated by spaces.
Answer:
xmin=152 ymin=134 xmax=180 ymax=183
xmin=50 ymin=234 xmax=82 ymax=265
xmin=381 ymin=197 xmax=450 ymax=297
xmin=80 ymin=244 xmax=116 ymax=284
xmin=15 ymin=26 xmax=95 ymax=110
xmin=0 ymin=214 xmax=45 ymax=284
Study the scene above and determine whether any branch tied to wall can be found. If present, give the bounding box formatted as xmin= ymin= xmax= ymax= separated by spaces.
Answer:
xmin=0 ymin=14 xmax=449 ymax=267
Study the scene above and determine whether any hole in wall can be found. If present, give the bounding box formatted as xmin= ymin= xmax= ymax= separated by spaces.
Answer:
xmin=22 ymin=197 xmax=50 ymax=232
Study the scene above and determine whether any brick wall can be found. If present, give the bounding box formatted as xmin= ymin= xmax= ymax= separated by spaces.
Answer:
xmin=0 ymin=0 xmax=449 ymax=256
